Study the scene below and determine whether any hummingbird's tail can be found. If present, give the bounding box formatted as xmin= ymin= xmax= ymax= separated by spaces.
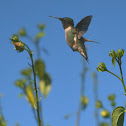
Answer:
xmin=78 ymin=45 xmax=89 ymax=63
xmin=82 ymin=37 xmax=99 ymax=43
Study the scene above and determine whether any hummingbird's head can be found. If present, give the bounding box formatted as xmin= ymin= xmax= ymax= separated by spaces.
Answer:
xmin=49 ymin=16 xmax=74 ymax=29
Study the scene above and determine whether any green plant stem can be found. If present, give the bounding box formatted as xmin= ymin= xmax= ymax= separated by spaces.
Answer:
xmin=30 ymin=53 xmax=41 ymax=126
xmin=93 ymin=73 xmax=100 ymax=126
xmin=118 ymin=62 xmax=126 ymax=94
xmin=25 ymin=37 xmax=43 ymax=124
xmin=107 ymin=70 xmax=122 ymax=81
xmin=75 ymin=60 xmax=87 ymax=126
xmin=107 ymin=62 xmax=126 ymax=94
xmin=25 ymin=48 xmax=41 ymax=126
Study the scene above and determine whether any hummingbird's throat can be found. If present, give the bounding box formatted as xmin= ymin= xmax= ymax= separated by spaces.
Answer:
xmin=65 ymin=26 xmax=72 ymax=32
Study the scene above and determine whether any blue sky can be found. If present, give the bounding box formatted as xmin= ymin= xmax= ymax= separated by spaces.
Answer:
xmin=1 ymin=0 xmax=126 ymax=126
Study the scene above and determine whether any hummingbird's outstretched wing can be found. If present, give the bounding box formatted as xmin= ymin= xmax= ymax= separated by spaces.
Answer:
xmin=76 ymin=15 xmax=92 ymax=39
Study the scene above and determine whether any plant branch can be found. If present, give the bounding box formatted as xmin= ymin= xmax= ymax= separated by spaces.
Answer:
xmin=75 ymin=60 xmax=87 ymax=126
xmin=118 ymin=61 xmax=126 ymax=94
xmin=25 ymin=48 xmax=41 ymax=126
xmin=93 ymin=73 xmax=100 ymax=126
xmin=107 ymin=70 xmax=122 ymax=81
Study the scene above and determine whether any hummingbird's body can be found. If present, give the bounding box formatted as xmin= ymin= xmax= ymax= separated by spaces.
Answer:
xmin=49 ymin=15 xmax=97 ymax=61
xmin=65 ymin=26 xmax=75 ymax=48
xmin=65 ymin=26 xmax=87 ymax=58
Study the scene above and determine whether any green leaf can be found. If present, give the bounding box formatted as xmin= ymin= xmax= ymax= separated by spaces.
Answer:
xmin=112 ymin=57 xmax=115 ymax=67
xmin=1 ymin=121 xmax=7 ymax=126
xmin=112 ymin=106 xmax=125 ymax=126
xmin=35 ymin=32 xmax=45 ymax=40
xmin=35 ymin=59 xmax=45 ymax=80
xmin=39 ymin=73 xmax=51 ymax=97
xmin=121 ymin=49 xmax=125 ymax=56
xmin=26 ymin=85 xmax=36 ymax=107
xmin=20 ymin=68 xmax=32 ymax=79
xmin=15 ymin=79 xmax=26 ymax=88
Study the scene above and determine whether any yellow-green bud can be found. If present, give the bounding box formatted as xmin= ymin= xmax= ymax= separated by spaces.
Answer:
xmin=18 ymin=28 xmax=26 ymax=36
xmin=108 ymin=94 xmax=115 ymax=101
xmin=96 ymin=100 xmax=102 ymax=108
xmin=81 ymin=95 xmax=89 ymax=109
xmin=111 ymin=101 xmax=116 ymax=107
xmin=117 ymin=49 xmax=125 ymax=59
xmin=101 ymin=109 xmax=110 ymax=118
xmin=97 ymin=62 xmax=107 ymax=72
xmin=109 ymin=50 xmax=117 ymax=58
xmin=10 ymin=34 xmax=19 ymax=42
xmin=100 ymin=122 xmax=109 ymax=126
xmin=38 ymin=24 xmax=45 ymax=30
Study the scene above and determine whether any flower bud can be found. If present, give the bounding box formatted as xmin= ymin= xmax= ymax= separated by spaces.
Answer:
xmin=12 ymin=41 xmax=25 ymax=52
xmin=18 ymin=28 xmax=26 ymax=36
xmin=96 ymin=100 xmax=102 ymax=108
xmin=10 ymin=34 xmax=19 ymax=42
xmin=111 ymin=101 xmax=116 ymax=107
xmin=108 ymin=94 xmax=115 ymax=101
xmin=38 ymin=24 xmax=45 ymax=30
xmin=97 ymin=62 xmax=107 ymax=72
xmin=101 ymin=109 xmax=110 ymax=118
xmin=109 ymin=50 xmax=117 ymax=58
xmin=81 ymin=95 xmax=89 ymax=109
xmin=117 ymin=49 xmax=125 ymax=59
xmin=100 ymin=122 xmax=109 ymax=126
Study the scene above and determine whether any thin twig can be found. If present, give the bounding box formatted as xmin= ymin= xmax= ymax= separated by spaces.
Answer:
xmin=118 ymin=61 xmax=126 ymax=94
xmin=107 ymin=70 xmax=122 ymax=81
xmin=25 ymin=48 xmax=41 ymax=126
xmin=93 ymin=73 xmax=100 ymax=126
xmin=75 ymin=60 xmax=87 ymax=126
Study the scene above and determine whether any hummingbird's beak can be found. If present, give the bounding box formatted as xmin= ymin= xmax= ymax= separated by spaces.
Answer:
xmin=49 ymin=16 xmax=60 ymax=20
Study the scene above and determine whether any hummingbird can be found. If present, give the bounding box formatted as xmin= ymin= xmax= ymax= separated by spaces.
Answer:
xmin=49 ymin=15 xmax=97 ymax=62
